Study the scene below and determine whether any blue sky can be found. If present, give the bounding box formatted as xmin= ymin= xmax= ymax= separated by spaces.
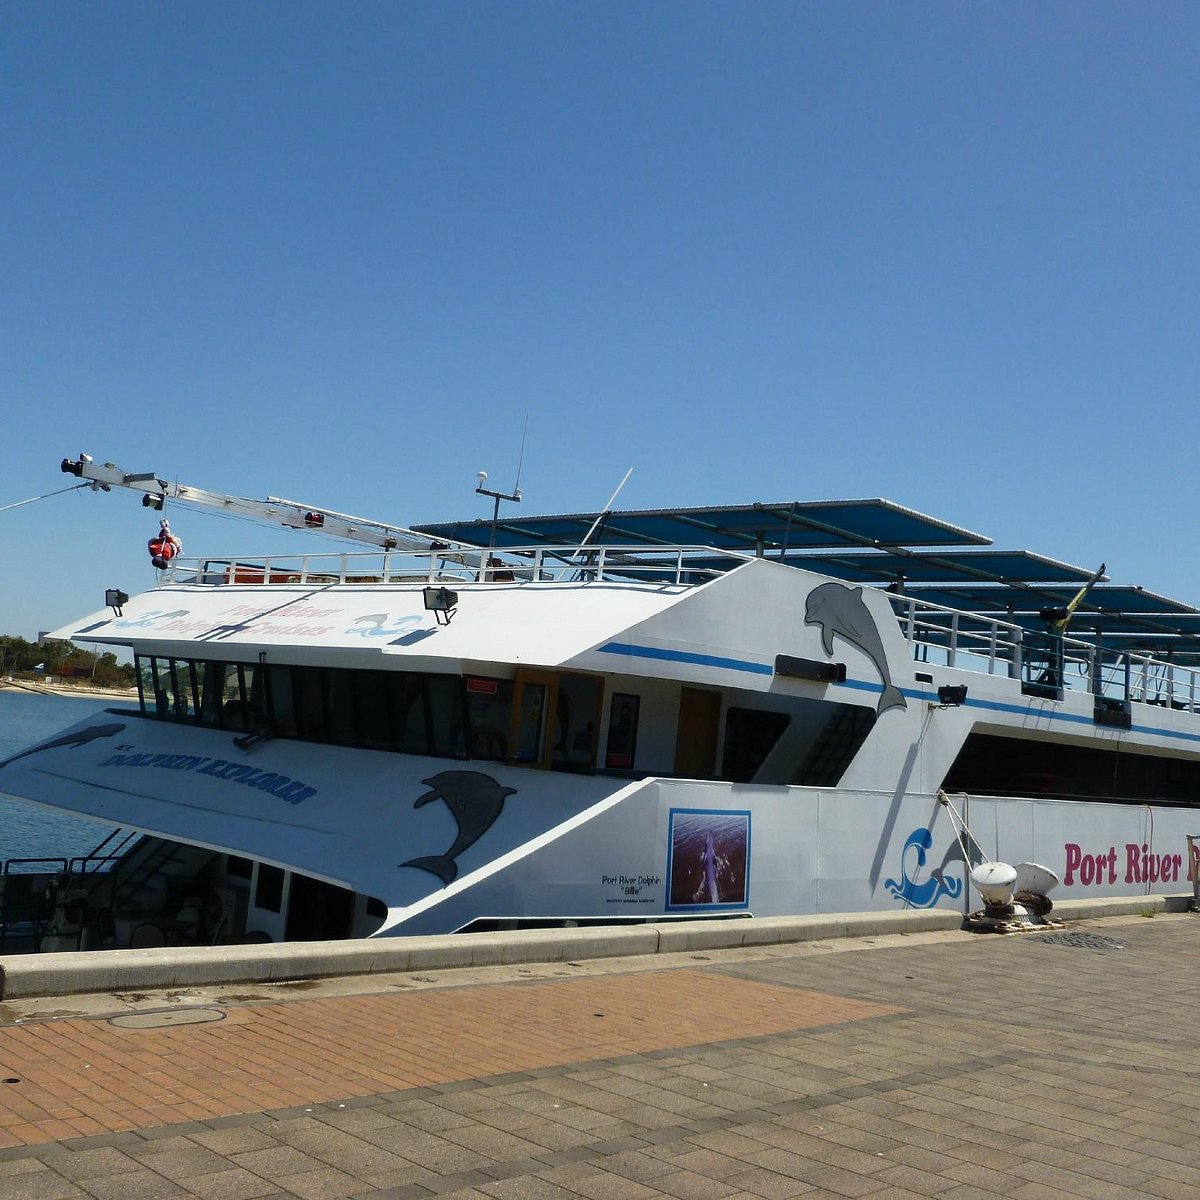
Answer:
xmin=2 ymin=3 xmax=1197 ymax=640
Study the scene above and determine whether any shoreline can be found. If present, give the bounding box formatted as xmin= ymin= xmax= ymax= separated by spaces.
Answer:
xmin=0 ymin=680 xmax=138 ymax=702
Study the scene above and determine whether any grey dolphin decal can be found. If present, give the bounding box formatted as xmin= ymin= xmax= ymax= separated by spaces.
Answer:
xmin=0 ymin=723 xmax=126 ymax=770
xmin=400 ymin=770 xmax=516 ymax=886
xmin=691 ymin=831 xmax=720 ymax=904
xmin=804 ymin=582 xmax=907 ymax=716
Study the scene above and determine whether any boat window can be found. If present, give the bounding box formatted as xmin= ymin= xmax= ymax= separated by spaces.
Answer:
xmin=292 ymin=667 xmax=327 ymax=741
xmin=721 ymin=708 xmax=791 ymax=782
xmin=513 ymin=683 xmax=549 ymax=763
xmin=225 ymin=854 xmax=253 ymax=880
xmin=354 ymin=671 xmax=395 ymax=750
xmin=266 ymin=666 xmax=299 ymax=738
xmin=943 ymin=731 xmax=1200 ymax=806
xmin=146 ymin=658 xmax=192 ymax=722
xmin=325 ymin=669 xmax=357 ymax=747
xmin=134 ymin=656 xmax=470 ymax=761
xmin=254 ymin=864 xmax=285 ymax=913
xmin=416 ymin=674 xmax=467 ymax=758
xmin=605 ymin=693 xmax=640 ymax=770
xmin=789 ymin=703 xmax=876 ymax=786
xmin=219 ymin=664 xmax=251 ymax=731
xmin=136 ymin=656 xmax=165 ymax=718
xmin=466 ymin=677 xmax=512 ymax=760
xmin=196 ymin=661 xmax=223 ymax=727
xmin=552 ymin=675 xmax=602 ymax=772
xmin=172 ymin=661 xmax=199 ymax=721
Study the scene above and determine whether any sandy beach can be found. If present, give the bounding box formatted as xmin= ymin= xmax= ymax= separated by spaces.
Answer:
xmin=0 ymin=679 xmax=138 ymax=701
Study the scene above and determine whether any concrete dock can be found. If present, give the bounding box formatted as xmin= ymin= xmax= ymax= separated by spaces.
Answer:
xmin=0 ymin=906 xmax=1197 ymax=1198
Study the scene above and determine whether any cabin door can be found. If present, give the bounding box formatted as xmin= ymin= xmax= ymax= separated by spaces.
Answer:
xmin=509 ymin=669 xmax=557 ymax=768
xmin=674 ymin=687 xmax=722 ymax=778
xmin=509 ymin=669 xmax=603 ymax=771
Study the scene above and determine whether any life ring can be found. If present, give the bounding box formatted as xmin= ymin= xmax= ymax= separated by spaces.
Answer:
xmin=148 ymin=537 xmax=177 ymax=569
xmin=148 ymin=525 xmax=183 ymax=569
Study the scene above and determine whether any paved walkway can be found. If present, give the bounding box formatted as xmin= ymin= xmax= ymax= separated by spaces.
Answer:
xmin=0 ymin=914 xmax=1196 ymax=1198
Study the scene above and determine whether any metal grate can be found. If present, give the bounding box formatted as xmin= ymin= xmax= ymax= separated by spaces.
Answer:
xmin=1033 ymin=931 xmax=1125 ymax=950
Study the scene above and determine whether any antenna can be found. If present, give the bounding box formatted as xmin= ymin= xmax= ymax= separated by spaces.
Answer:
xmin=476 ymin=417 xmax=529 ymax=553
xmin=512 ymin=413 xmax=529 ymax=499
xmin=475 ymin=469 xmax=522 ymax=554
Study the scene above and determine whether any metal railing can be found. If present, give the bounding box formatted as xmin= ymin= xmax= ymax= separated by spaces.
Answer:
xmin=0 ymin=828 xmax=141 ymax=953
xmin=887 ymin=591 xmax=1200 ymax=713
xmin=163 ymin=544 xmax=744 ymax=589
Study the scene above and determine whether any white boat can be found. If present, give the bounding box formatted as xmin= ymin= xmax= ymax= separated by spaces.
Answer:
xmin=2 ymin=455 xmax=1198 ymax=949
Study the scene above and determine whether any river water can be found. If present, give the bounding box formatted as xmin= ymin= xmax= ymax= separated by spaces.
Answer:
xmin=0 ymin=691 xmax=121 ymax=865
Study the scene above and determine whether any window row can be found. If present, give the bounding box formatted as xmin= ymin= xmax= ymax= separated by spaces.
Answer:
xmin=136 ymin=655 xmax=797 ymax=781
xmin=139 ymin=655 xmax=484 ymax=760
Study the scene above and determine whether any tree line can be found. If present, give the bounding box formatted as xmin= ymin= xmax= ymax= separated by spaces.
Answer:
xmin=0 ymin=635 xmax=136 ymax=689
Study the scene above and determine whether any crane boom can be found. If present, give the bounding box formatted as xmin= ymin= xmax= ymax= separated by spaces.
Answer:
xmin=61 ymin=454 xmax=470 ymax=553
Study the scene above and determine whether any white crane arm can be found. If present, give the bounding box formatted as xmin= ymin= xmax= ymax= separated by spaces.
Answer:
xmin=60 ymin=454 xmax=469 ymax=553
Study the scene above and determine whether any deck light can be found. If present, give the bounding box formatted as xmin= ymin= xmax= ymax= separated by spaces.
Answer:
xmin=105 ymin=589 xmax=129 ymax=617
xmin=423 ymin=587 xmax=458 ymax=625
xmin=937 ymin=685 xmax=968 ymax=706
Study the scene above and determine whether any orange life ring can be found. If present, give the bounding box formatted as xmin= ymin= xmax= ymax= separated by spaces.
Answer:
xmin=148 ymin=536 xmax=180 ymax=569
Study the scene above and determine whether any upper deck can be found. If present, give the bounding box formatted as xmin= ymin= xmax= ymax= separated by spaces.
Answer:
xmin=105 ymin=529 xmax=1200 ymax=723
xmin=50 ymin=470 xmax=1200 ymax=721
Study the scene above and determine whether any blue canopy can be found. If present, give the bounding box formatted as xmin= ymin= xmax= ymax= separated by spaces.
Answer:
xmin=416 ymin=498 xmax=990 ymax=553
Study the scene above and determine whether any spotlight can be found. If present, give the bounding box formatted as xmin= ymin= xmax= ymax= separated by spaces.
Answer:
xmin=105 ymin=589 xmax=129 ymax=617
xmin=423 ymin=587 xmax=459 ymax=625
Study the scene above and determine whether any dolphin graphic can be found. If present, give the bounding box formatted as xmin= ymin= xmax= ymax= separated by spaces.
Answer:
xmin=804 ymin=582 xmax=907 ymax=716
xmin=400 ymin=770 xmax=516 ymax=886
xmin=116 ymin=609 xmax=189 ymax=628
xmin=0 ymin=723 xmax=126 ymax=771
xmin=691 ymin=831 xmax=720 ymax=904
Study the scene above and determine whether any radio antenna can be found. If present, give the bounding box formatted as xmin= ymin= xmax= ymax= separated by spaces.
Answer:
xmin=512 ymin=413 xmax=529 ymax=496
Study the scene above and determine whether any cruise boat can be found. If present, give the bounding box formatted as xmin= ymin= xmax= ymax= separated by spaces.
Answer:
xmin=2 ymin=454 xmax=1199 ymax=950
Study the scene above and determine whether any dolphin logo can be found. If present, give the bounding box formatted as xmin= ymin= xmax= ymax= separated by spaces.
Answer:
xmin=804 ymin=582 xmax=907 ymax=716
xmin=691 ymin=831 xmax=721 ymax=904
xmin=400 ymin=770 xmax=516 ymax=886
xmin=0 ymin=723 xmax=126 ymax=771
xmin=115 ymin=609 xmax=189 ymax=628
xmin=885 ymin=827 xmax=963 ymax=909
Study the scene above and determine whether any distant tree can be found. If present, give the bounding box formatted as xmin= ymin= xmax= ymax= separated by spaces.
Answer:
xmin=0 ymin=635 xmax=134 ymax=687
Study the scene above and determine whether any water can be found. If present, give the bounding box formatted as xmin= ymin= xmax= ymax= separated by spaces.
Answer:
xmin=0 ymin=691 xmax=120 ymax=866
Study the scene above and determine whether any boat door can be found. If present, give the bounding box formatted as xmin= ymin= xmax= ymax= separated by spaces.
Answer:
xmin=674 ymin=687 xmax=722 ymax=778
xmin=509 ymin=669 xmax=555 ymax=767
xmin=508 ymin=669 xmax=603 ymax=771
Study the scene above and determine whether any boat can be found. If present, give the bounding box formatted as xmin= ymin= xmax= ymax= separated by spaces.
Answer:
xmin=2 ymin=453 xmax=1199 ymax=951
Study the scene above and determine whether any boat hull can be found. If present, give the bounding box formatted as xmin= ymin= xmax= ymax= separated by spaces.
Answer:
xmin=1 ymin=709 xmax=1194 ymax=937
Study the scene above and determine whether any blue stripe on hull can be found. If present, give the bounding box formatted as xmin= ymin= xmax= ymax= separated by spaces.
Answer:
xmin=598 ymin=641 xmax=1200 ymax=747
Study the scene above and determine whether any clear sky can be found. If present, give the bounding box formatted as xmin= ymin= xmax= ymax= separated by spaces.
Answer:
xmin=2 ymin=3 xmax=1197 ymax=641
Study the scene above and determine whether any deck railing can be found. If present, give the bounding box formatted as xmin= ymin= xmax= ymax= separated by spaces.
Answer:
xmin=888 ymin=592 xmax=1200 ymax=714
xmin=163 ymin=544 xmax=742 ymax=589
xmin=159 ymin=545 xmax=1199 ymax=717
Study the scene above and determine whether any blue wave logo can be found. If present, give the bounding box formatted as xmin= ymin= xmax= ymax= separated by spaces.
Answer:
xmin=885 ymin=827 xmax=962 ymax=909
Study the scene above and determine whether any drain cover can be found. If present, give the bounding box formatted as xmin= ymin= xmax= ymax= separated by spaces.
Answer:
xmin=1034 ymin=931 xmax=1125 ymax=950
xmin=108 ymin=1007 xmax=226 ymax=1029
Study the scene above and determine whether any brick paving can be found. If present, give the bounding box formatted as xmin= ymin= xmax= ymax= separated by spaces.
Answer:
xmin=0 ymin=914 xmax=1197 ymax=1198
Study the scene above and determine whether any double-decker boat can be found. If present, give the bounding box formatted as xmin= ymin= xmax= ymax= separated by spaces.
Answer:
xmin=2 ymin=455 xmax=1198 ymax=950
